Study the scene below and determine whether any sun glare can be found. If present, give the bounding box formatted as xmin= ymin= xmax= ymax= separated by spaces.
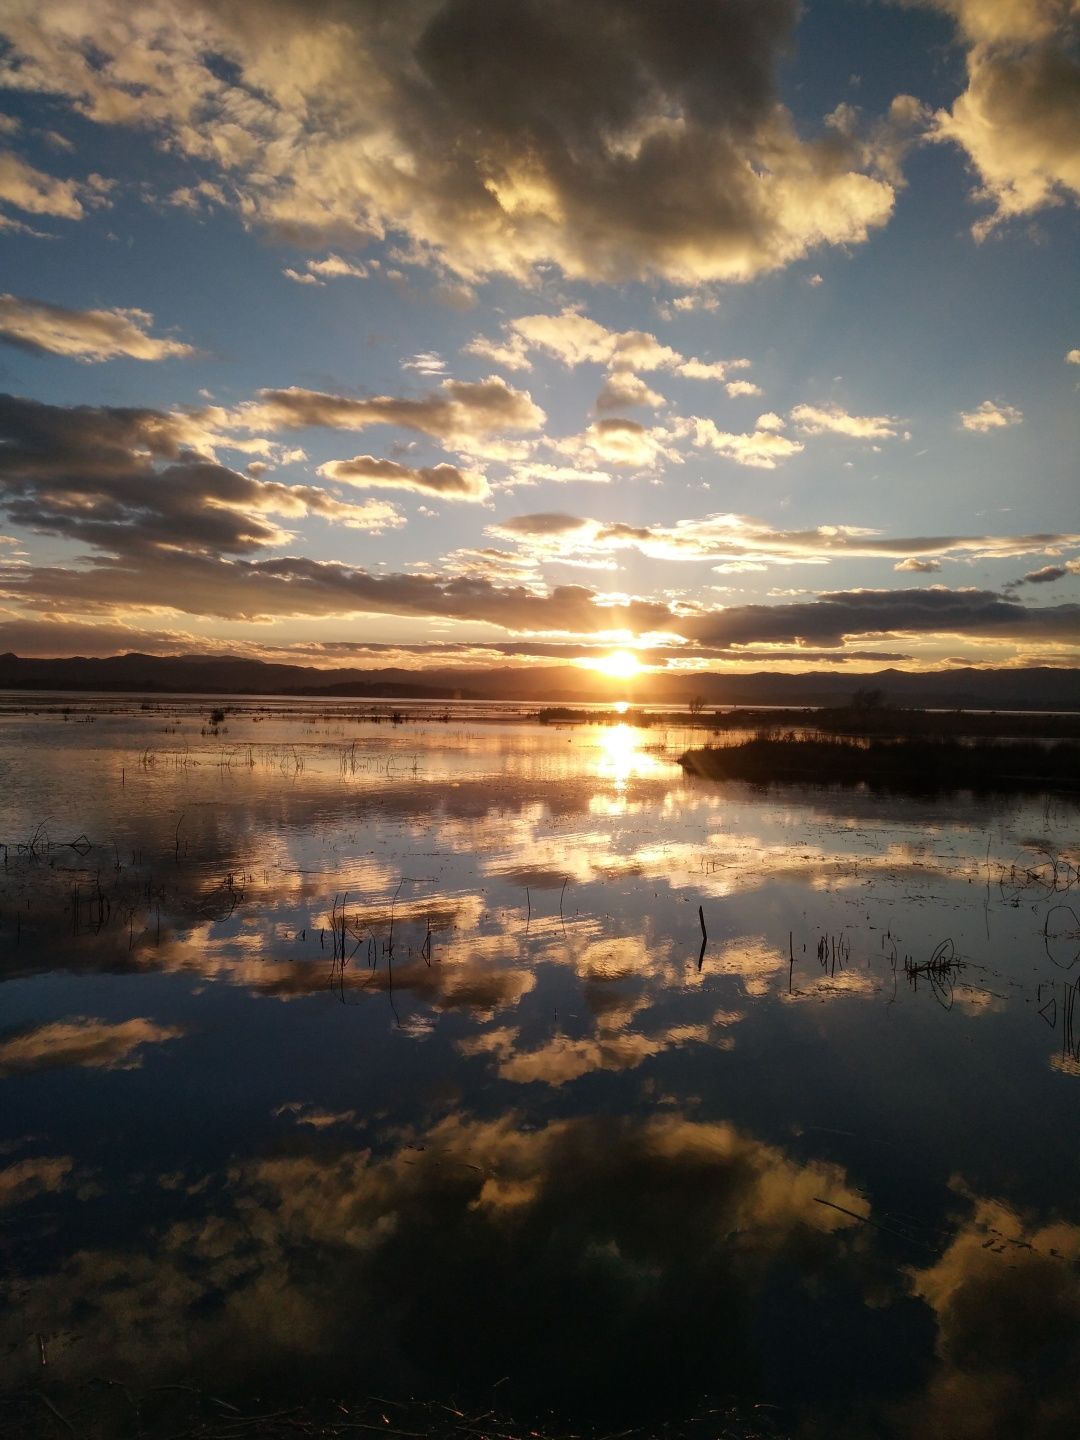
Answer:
xmin=594 ymin=649 xmax=642 ymax=681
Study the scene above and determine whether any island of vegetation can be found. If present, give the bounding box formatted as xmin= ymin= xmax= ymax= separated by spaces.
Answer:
xmin=678 ymin=734 xmax=1080 ymax=793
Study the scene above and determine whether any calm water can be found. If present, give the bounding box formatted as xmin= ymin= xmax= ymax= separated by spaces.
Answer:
xmin=1 ymin=696 xmax=1078 ymax=1437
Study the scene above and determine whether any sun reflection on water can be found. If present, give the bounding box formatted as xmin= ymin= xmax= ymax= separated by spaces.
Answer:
xmin=594 ymin=723 xmax=667 ymax=790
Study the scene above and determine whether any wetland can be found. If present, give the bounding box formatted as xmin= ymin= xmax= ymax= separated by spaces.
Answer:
xmin=1 ymin=695 xmax=1078 ymax=1438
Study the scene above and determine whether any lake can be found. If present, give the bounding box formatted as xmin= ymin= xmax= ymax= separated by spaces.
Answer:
xmin=1 ymin=696 xmax=1078 ymax=1438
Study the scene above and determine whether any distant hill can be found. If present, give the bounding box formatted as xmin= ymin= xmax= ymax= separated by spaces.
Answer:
xmin=1 ymin=651 xmax=1079 ymax=710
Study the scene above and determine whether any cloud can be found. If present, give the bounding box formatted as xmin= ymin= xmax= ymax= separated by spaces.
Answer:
xmin=0 ymin=616 xmax=243 ymax=658
xmin=402 ymin=352 xmax=446 ymax=376
xmin=0 ymin=1016 xmax=183 ymax=1074
xmin=491 ymin=513 xmax=592 ymax=539
xmin=1067 ymin=347 xmax=1080 ymax=364
xmin=725 ymin=380 xmax=762 ymax=398
xmin=305 ymin=253 xmax=369 ymax=280
xmin=500 ymin=508 xmax=1080 ymax=570
xmin=895 ymin=557 xmax=942 ymax=572
xmin=317 ymin=455 xmax=490 ymax=502
xmin=232 ymin=376 xmax=545 ymax=452
xmin=557 ymin=418 xmax=676 ymax=468
xmin=789 ymin=402 xmax=901 ymax=439
xmin=166 ymin=179 xmax=227 ymax=212
xmin=1016 ymin=563 xmax=1071 ymax=583
xmin=688 ymin=417 xmax=805 ymax=468
xmin=0 ymin=393 xmax=404 ymax=557
xmin=0 ymin=148 xmax=87 ymax=219
xmin=0 ymin=1155 xmax=74 ymax=1208
xmin=682 ymin=585 xmax=1080 ymax=648
xmin=926 ymin=1 xmax=1080 ymax=237
xmin=283 ymin=253 xmax=369 ymax=286
xmin=464 ymin=331 xmax=532 ymax=372
xmin=470 ymin=307 xmax=748 ymax=385
xmin=500 ymin=461 xmax=612 ymax=489
xmin=959 ymin=399 xmax=1024 ymax=431
xmin=7 ymin=544 xmax=679 ymax=632
xmin=3 ymin=394 xmax=1075 ymax=658
xmin=0 ymin=294 xmax=193 ymax=361
xmin=596 ymin=373 xmax=666 ymax=411
xmin=0 ymin=0 xmax=912 ymax=284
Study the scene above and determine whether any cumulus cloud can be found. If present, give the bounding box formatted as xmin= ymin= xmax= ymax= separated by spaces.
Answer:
xmin=790 ymin=402 xmax=901 ymax=439
xmin=895 ymin=557 xmax=942 ymax=572
xmin=470 ymin=307 xmax=749 ymax=387
xmin=924 ymin=0 xmax=1080 ymax=236
xmin=688 ymin=417 xmax=804 ymax=468
xmin=0 ymin=293 xmax=193 ymax=361
xmin=557 ymin=418 xmax=676 ymax=468
xmin=1066 ymin=347 xmax=1080 ymax=364
xmin=959 ymin=399 xmax=1024 ymax=431
xmin=464 ymin=331 xmax=532 ymax=372
xmin=317 ymin=455 xmax=490 ymax=502
xmin=596 ymin=373 xmax=666 ymax=411
xmin=0 ymin=0 xmax=912 ymax=284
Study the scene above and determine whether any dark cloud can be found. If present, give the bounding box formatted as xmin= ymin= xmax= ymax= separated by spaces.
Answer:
xmin=1 ymin=397 xmax=1075 ymax=654
xmin=7 ymin=548 xmax=676 ymax=632
xmin=1019 ymin=565 xmax=1069 ymax=584
xmin=683 ymin=587 xmax=1080 ymax=648
xmin=0 ymin=394 xmax=402 ymax=557
xmin=0 ymin=0 xmax=912 ymax=283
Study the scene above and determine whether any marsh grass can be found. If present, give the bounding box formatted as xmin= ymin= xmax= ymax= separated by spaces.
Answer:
xmin=0 ymin=1381 xmax=789 ymax=1440
xmin=679 ymin=735 xmax=1080 ymax=793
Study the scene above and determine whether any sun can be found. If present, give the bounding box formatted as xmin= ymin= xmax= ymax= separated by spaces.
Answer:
xmin=593 ymin=649 xmax=642 ymax=681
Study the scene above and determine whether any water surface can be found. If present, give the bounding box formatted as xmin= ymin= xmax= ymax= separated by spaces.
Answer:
xmin=1 ymin=696 xmax=1078 ymax=1436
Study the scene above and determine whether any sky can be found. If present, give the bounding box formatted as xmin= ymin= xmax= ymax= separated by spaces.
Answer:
xmin=0 ymin=0 xmax=1077 ymax=678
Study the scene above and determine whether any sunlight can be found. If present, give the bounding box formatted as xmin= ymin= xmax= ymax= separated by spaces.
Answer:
xmin=593 ymin=721 xmax=667 ymax=791
xmin=598 ymin=723 xmax=638 ymax=790
xmin=593 ymin=649 xmax=642 ymax=681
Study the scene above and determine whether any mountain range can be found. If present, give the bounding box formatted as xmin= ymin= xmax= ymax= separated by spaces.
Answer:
xmin=2 ymin=652 xmax=1080 ymax=710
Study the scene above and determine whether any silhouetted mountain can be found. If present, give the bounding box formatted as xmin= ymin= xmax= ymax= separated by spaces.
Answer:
xmin=1 ymin=651 xmax=1079 ymax=709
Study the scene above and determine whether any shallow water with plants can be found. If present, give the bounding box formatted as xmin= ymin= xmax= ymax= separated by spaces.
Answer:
xmin=2 ymin=696 xmax=1078 ymax=1438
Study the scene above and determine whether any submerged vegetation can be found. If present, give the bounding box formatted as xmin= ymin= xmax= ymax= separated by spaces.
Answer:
xmin=679 ymin=735 xmax=1080 ymax=793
